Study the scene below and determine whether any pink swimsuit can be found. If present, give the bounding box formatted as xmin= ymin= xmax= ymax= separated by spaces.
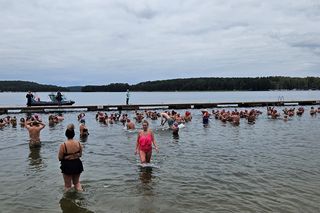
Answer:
xmin=139 ymin=132 xmax=153 ymax=152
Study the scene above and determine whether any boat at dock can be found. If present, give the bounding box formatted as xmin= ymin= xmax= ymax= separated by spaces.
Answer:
xmin=30 ymin=93 xmax=75 ymax=106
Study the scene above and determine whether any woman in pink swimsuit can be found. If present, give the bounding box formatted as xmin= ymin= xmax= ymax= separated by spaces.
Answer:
xmin=135 ymin=120 xmax=159 ymax=164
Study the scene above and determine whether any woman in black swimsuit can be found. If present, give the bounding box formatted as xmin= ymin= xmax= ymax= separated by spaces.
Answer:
xmin=58 ymin=124 xmax=83 ymax=191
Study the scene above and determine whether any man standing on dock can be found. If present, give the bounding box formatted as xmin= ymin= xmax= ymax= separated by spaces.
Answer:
xmin=126 ymin=89 xmax=130 ymax=105
xmin=26 ymin=91 xmax=34 ymax=107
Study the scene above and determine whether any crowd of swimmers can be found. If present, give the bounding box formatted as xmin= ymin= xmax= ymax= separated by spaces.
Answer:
xmin=1 ymin=106 xmax=319 ymax=132
xmin=0 ymin=106 xmax=319 ymax=191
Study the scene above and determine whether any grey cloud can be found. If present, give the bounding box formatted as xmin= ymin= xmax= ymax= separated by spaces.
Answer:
xmin=0 ymin=0 xmax=319 ymax=86
xmin=117 ymin=2 xmax=159 ymax=20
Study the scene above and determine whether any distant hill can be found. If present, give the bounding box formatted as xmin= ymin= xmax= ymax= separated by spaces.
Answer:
xmin=0 ymin=81 xmax=69 ymax=92
xmin=81 ymin=76 xmax=320 ymax=92
xmin=67 ymin=86 xmax=82 ymax=92
xmin=1 ymin=77 xmax=320 ymax=92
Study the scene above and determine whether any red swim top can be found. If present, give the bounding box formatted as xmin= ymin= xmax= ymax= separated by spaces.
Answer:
xmin=139 ymin=132 xmax=153 ymax=152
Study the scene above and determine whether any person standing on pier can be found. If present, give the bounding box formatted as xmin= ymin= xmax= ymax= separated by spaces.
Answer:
xmin=126 ymin=89 xmax=130 ymax=105
xmin=26 ymin=91 xmax=34 ymax=107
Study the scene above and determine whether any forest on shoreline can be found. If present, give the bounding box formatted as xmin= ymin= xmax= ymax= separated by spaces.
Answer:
xmin=82 ymin=77 xmax=320 ymax=92
xmin=0 ymin=81 xmax=68 ymax=92
xmin=1 ymin=77 xmax=319 ymax=92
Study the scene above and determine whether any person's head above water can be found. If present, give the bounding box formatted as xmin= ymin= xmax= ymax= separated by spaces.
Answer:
xmin=65 ymin=125 xmax=75 ymax=139
xmin=67 ymin=123 xmax=75 ymax=130
xmin=142 ymin=120 xmax=149 ymax=131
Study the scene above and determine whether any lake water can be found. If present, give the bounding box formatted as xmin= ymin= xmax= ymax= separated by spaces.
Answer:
xmin=0 ymin=90 xmax=320 ymax=106
xmin=0 ymin=91 xmax=320 ymax=212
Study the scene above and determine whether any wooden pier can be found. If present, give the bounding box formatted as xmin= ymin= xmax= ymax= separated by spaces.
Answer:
xmin=0 ymin=100 xmax=319 ymax=114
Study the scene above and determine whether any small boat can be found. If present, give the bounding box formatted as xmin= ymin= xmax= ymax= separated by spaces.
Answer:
xmin=30 ymin=93 xmax=75 ymax=106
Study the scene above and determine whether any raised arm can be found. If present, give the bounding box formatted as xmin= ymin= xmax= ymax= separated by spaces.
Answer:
xmin=39 ymin=123 xmax=46 ymax=130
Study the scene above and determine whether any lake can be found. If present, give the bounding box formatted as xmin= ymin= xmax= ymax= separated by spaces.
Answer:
xmin=0 ymin=91 xmax=320 ymax=212
xmin=0 ymin=90 xmax=320 ymax=106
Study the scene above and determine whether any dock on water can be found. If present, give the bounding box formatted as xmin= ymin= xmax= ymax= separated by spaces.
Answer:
xmin=0 ymin=100 xmax=319 ymax=114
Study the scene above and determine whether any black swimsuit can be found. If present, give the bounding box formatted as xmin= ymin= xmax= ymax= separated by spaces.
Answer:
xmin=60 ymin=142 xmax=84 ymax=175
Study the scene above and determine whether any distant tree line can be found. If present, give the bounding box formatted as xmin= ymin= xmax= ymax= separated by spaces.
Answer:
xmin=81 ymin=77 xmax=320 ymax=92
xmin=1 ymin=77 xmax=319 ymax=92
xmin=82 ymin=83 xmax=130 ymax=92
xmin=0 ymin=81 xmax=69 ymax=92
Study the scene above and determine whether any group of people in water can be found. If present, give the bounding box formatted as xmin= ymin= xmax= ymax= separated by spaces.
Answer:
xmin=0 ymin=105 xmax=319 ymax=192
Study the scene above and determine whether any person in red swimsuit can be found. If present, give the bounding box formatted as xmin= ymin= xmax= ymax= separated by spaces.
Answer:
xmin=135 ymin=120 xmax=159 ymax=164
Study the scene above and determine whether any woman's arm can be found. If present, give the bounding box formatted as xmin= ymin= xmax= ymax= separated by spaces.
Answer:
xmin=135 ymin=131 xmax=140 ymax=154
xmin=58 ymin=144 xmax=64 ymax=161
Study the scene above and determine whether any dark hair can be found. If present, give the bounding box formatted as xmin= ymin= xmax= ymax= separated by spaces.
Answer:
xmin=65 ymin=128 xmax=75 ymax=139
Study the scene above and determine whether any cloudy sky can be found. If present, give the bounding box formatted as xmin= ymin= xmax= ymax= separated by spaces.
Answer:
xmin=0 ymin=0 xmax=319 ymax=86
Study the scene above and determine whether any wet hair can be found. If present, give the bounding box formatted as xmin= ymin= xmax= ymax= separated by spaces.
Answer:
xmin=0 ymin=119 xmax=3 ymax=123
xmin=65 ymin=128 xmax=75 ymax=139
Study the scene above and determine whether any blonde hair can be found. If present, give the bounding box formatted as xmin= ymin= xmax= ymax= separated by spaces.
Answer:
xmin=67 ymin=123 xmax=75 ymax=130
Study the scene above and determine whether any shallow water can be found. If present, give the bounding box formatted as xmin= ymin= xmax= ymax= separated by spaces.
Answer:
xmin=0 ymin=107 xmax=320 ymax=213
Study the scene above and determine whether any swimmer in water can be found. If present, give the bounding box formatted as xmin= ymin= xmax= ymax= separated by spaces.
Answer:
xmin=296 ymin=107 xmax=304 ymax=116
xmin=0 ymin=118 xmax=6 ymax=128
xmin=56 ymin=113 xmax=64 ymax=121
xmin=26 ymin=120 xmax=46 ymax=147
xmin=247 ymin=110 xmax=256 ymax=124
xmin=135 ymin=120 xmax=159 ymax=164
xmin=184 ymin=111 xmax=192 ymax=122
xmin=79 ymin=120 xmax=89 ymax=137
xmin=310 ymin=107 xmax=316 ymax=116
xmin=10 ymin=116 xmax=17 ymax=127
xmin=20 ymin=117 xmax=26 ymax=127
xmin=172 ymin=122 xmax=179 ymax=135
xmin=202 ymin=109 xmax=210 ymax=126
xmin=126 ymin=119 xmax=135 ymax=130
xmin=78 ymin=113 xmax=86 ymax=121
xmin=232 ymin=113 xmax=240 ymax=126
xmin=161 ymin=112 xmax=174 ymax=128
